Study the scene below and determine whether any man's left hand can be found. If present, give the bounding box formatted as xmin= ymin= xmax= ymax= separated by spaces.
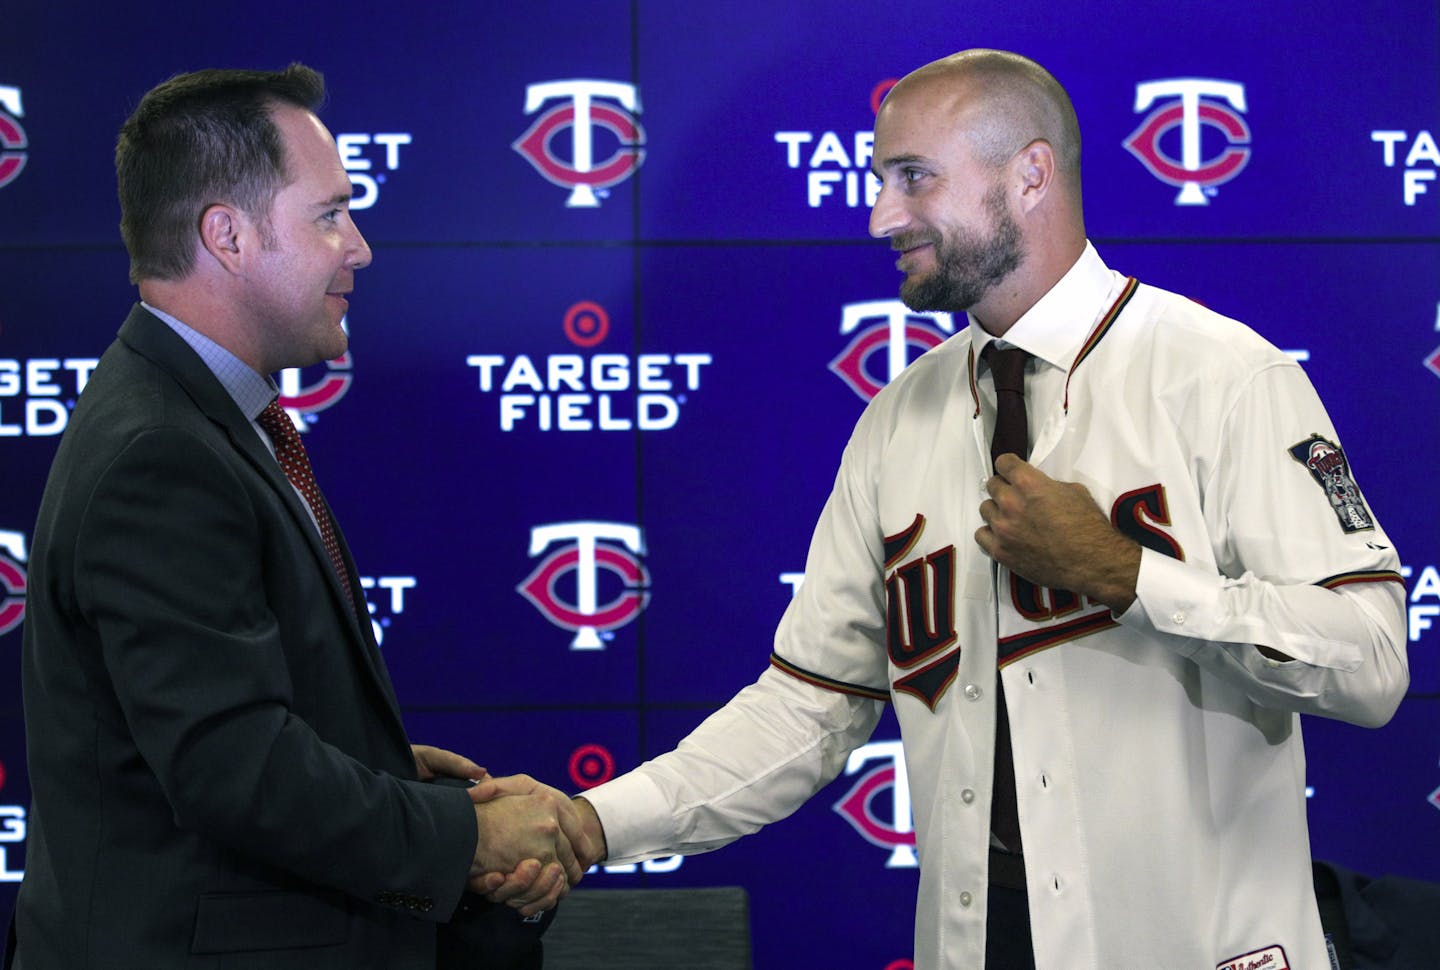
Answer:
xmin=412 ymin=744 xmax=487 ymax=783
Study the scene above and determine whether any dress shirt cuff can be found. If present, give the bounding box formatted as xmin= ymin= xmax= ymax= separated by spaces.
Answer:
xmin=580 ymin=769 xmax=676 ymax=866
xmin=1117 ymin=548 xmax=1220 ymax=660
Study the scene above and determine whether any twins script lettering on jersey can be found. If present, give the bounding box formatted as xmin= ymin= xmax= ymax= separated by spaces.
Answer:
xmin=886 ymin=485 xmax=1181 ymax=709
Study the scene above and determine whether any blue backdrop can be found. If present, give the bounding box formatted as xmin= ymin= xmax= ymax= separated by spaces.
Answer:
xmin=1 ymin=2 xmax=1437 ymax=967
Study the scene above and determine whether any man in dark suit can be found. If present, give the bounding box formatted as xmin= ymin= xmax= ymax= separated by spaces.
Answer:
xmin=8 ymin=64 xmax=587 ymax=968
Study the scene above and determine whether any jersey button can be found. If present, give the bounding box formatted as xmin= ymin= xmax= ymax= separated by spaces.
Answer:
xmin=1172 ymin=610 xmax=1187 ymax=624
xmin=961 ymin=788 xmax=975 ymax=804
xmin=959 ymin=891 xmax=973 ymax=908
xmin=964 ymin=683 xmax=982 ymax=701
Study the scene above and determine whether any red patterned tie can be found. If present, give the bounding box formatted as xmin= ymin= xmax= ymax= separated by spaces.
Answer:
xmin=256 ymin=399 xmax=357 ymax=613
xmin=984 ymin=344 xmax=1031 ymax=854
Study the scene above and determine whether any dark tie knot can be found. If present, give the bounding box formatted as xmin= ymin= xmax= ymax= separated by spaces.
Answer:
xmin=984 ymin=344 xmax=1030 ymax=395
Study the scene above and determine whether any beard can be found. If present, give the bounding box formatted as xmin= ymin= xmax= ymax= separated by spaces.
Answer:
xmin=896 ymin=185 xmax=1024 ymax=313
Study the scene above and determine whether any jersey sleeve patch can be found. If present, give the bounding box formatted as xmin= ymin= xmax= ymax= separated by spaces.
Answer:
xmin=1287 ymin=434 xmax=1374 ymax=534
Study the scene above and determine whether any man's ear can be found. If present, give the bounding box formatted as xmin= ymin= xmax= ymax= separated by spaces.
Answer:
xmin=1013 ymin=139 xmax=1056 ymax=214
xmin=197 ymin=203 xmax=245 ymax=272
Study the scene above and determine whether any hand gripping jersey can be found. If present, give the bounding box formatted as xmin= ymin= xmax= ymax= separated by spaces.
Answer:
xmin=585 ymin=245 xmax=1408 ymax=970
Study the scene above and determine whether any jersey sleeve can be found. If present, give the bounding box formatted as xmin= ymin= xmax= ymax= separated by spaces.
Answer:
xmin=583 ymin=666 xmax=883 ymax=863
xmin=769 ymin=419 xmax=893 ymax=694
xmin=584 ymin=415 xmax=896 ymax=862
xmin=1120 ymin=359 xmax=1408 ymax=726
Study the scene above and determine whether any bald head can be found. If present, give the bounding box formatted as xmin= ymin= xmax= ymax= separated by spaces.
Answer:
xmin=869 ymin=49 xmax=1087 ymax=333
xmin=889 ymin=49 xmax=1082 ymax=193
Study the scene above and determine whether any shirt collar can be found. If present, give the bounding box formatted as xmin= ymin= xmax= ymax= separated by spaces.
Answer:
xmin=967 ymin=241 xmax=1117 ymax=371
xmin=141 ymin=301 xmax=279 ymax=421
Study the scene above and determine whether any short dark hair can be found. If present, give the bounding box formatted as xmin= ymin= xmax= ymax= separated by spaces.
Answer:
xmin=115 ymin=63 xmax=325 ymax=283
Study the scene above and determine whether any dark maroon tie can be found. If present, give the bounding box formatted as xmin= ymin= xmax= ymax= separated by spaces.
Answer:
xmin=256 ymin=399 xmax=357 ymax=614
xmin=984 ymin=344 xmax=1030 ymax=853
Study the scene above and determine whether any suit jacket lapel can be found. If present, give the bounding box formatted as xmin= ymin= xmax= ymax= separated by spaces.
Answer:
xmin=115 ymin=306 xmax=408 ymax=732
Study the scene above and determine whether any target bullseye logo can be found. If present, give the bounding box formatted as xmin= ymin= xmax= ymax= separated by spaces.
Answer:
xmin=569 ymin=744 xmax=616 ymax=789
xmin=564 ymin=301 xmax=609 ymax=348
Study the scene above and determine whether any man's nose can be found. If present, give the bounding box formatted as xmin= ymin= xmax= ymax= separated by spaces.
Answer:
xmin=868 ymin=182 xmax=905 ymax=239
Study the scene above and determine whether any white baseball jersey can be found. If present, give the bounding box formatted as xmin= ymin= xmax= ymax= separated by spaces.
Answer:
xmin=585 ymin=244 xmax=1408 ymax=970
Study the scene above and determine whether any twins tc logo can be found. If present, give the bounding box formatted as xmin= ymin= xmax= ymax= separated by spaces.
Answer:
xmin=1125 ymin=79 xmax=1251 ymax=205
xmin=832 ymin=739 xmax=917 ymax=868
xmin=519 ymin=522 xmax=650 ymax=650
xmin=0 ymin=86 xmax=29 ymax=190
xmin=1425 ymin=300 xmax=1440 ymax=383
xmin=830 ymin=301 xmax=955 ymax=401
xmin=0 ymin=530 xmax=28 ymax=637
xmin=513 ymin=80 xmax=645 ymax=208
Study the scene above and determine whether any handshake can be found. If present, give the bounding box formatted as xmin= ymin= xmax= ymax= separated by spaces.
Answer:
xmin=412 ymin=744 xmax=608 ymax=915
xmin=465 ymin=772 xmax=608 ymax=916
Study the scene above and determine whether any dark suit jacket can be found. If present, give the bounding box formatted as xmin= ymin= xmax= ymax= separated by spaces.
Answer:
xmin=1313 ymin=860 xmax=1440 ymax=970
xmin=12 ymin=306 xmax=477 ymax=969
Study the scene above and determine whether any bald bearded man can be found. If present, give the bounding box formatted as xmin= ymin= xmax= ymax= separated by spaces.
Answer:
xmin=481 ymin=49 xmax=1408 ymax=969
